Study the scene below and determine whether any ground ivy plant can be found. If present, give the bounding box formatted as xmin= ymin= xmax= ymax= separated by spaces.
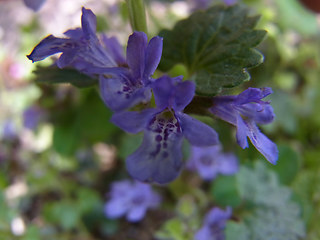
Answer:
xmin=24 ymin=1 xmax=303 ymax=239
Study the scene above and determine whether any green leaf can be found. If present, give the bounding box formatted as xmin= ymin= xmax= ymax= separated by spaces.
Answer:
xmin=176 ymin=196 xmax=198 ymax=219
xmin=43 ymin=201 xmax=80 ymax=230
xmin=269 ymin=144 xmax=300 ymax=185
xmin=33 ymin=65 xmax=98 ymax=88
xmin=275 ymin=0 xmax=318 ymax=36
xmin=236 ymin=162 xmax=306 ymax=240
xmin=226 ymin=222 xmax=250 ymax=240
xmin=211 ymin=175 xmax=242 ymax=208
xmin=74 ymin=89 xmax=118 ymax=143
xmin=155 ymin=218 xmax=186 ymax=240
xmin=52 ymin=124 xmax=78 ymax=156
xmin=158 ymin=5 xmax=266 ymax=96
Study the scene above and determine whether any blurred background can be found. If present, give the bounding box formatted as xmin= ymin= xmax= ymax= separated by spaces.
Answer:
xmin=0 ymin=0 xmax=320 ymax=239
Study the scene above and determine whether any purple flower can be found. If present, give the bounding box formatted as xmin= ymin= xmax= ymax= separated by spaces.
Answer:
xmin=209 ymin=87 xmax=278 ymax=164
xmin=191 ymin=0 xmax=211 ymax=10
xmin=104 ymin=180 xmax=161 ymax=222
xmin=187 ymin=145 xmax=238 ymax=180
xmin=99 ymin=31 xmax=163 ymax=111
xmin=111 ymin=76 xmax=219 ymax=184
xmin=23 ymin=105 xmax=44 ymax=130
xmin=27 ymin=8 xmax=122 ymax=74
xmin=224 ymin=0 xmax=238 ymax=6
xmin=195 ymin=207 xmax=232 ymax=240
xmin=2 ymin=120 xmax=17 ymax=140
xmin=23 ymin=0 xmax=46 ymax=11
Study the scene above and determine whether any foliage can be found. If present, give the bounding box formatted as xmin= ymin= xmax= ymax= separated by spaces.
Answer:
xmin=0 ymin=0 xmax=320 ymax=239
xmin=158 ymin=5 xmax=266 ymax=96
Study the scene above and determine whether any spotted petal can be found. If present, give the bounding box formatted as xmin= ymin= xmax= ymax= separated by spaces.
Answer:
xmin=126 ymin=126 xmax=184 ymax=184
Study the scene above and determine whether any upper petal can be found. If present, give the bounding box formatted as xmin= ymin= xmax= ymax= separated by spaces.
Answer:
xmin=236 ymin=87 xmax=272 ymax=105
xmin=81 ymin=7 xmax=97 ymax=40
xmin=236 ymin=103 xmax=275 ymax=124
xmin=126 ymin=32 xmax=148 ymax=80
xmin=64 ymin=28 xmax=83 ymax=39
xmin=173 ymin=80 xmax=195 ymax=112
xmin=210 ymin=97 xmax=237 ymax=126
xmin=27 ymin=35 xmax=73 ymax=62
xmin=178 ymin=113 xmax=219 ymax=146
xmin=99 ymin=75 xmax=152 ymax=112
xmin=152 ymin=76 xmax=173 ymax=110
xmin=101 ymin=35 xmax=126 ymax=66
xmin=246 ymin=120 xmax=278 ymax=164
xmin=111 ymin=109 xmax=158 ymax=134
xmin=143 ymin=36 xmax=163 ymax=81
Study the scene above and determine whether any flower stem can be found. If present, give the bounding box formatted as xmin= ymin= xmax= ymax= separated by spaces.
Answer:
xmin=126 ymin=0 xmax=148 ymax=34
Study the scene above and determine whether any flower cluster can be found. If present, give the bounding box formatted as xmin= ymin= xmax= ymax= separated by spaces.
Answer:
xmin=187 ymin=145 xmax=238 ymax=180
xmin=104 ymin=180 xmax=161 ymax=222
xmin=23 ymin=0 xmax=46 ymax=11
xmin=210 ymin=87 xmax=278 ymax=164
xmin=27 ymin=7 xmax=278 ymax=184
xmin=195 ymin=207 xmax=232 ymax=240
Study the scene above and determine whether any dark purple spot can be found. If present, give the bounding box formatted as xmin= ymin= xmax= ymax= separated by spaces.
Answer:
xmin=153 ymin=128 xmax=162 ymax=133
xmin=155 ymin=135 xmax=162 ymax=142
xmin=150 ymin=143 xmax=161 ymax=157
xmin=164 ymin=132 xmax=169 ymax=141
xmin=162 ymin=152 xmax=169 ymax=158
xmin=163 ymin=142 xmax=167 ymax=148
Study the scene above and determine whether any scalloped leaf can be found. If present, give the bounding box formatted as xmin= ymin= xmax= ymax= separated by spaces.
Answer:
xmin=158 ymin=5 xmax=266 ymax=96
xmin=235 ymin=162 xmax=306 ymax=240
